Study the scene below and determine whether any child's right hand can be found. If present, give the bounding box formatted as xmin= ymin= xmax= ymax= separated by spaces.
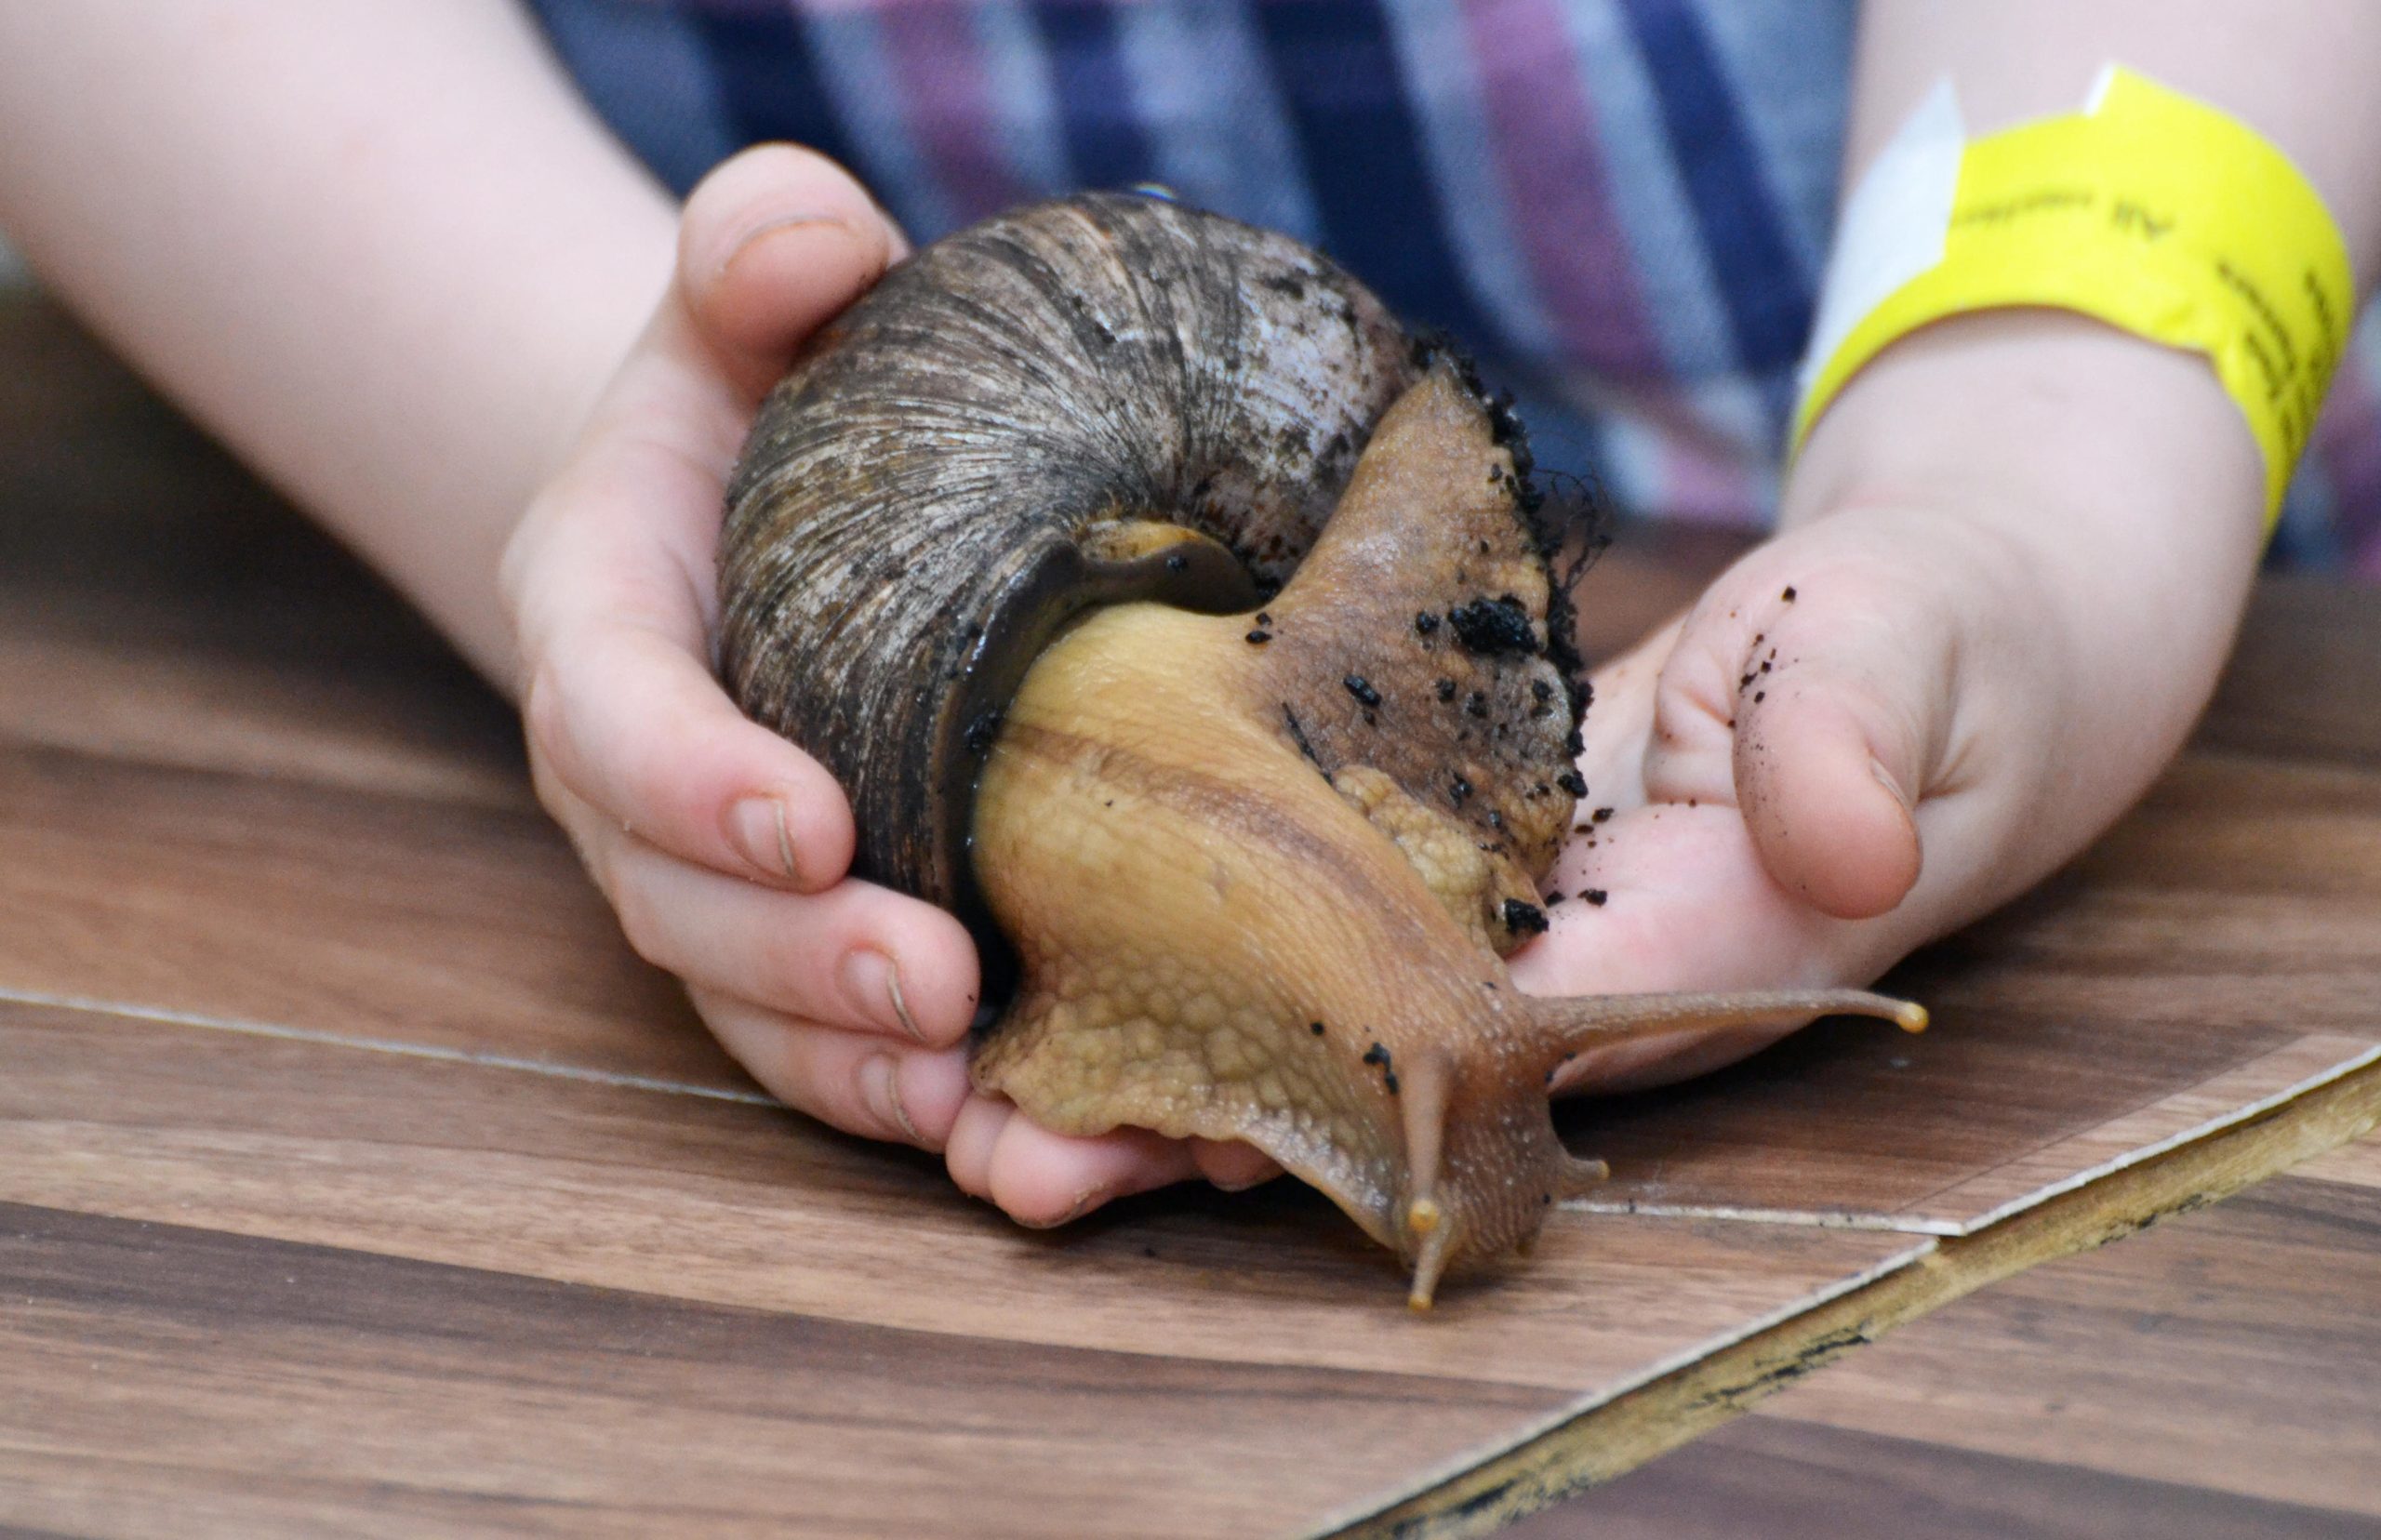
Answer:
xmin=504 ymin=147 xmax=1274 ymax=1224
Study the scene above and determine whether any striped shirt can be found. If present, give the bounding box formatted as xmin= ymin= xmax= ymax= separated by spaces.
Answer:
xmin=528 ymin=0 xmax=2381 ymax=576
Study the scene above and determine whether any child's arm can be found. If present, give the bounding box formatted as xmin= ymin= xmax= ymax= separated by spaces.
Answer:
xmin=1517 ymin=0 xmax=2381 ymax=1088
xmin=0 ymin=1 xmax=672 ymax=678
xmin=0 ymin=4 xmax=1165 ymax=1216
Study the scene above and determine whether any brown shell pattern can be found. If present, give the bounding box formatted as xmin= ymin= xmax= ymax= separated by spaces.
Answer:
xmin=720 ymin=192 xmax=1430 ymax=916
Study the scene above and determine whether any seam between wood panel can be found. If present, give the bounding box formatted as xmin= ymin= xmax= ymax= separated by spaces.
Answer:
xmin=1298 ymin=1237 xmax=1941 ymax=1536
xmin=1317 ymin=1058 xmax=2381 ymax=1540
xmin=1883 ymin=1037 xmax=2320 ymax=1215
xmin=1563 ymin=1037 xmax=2381 ymax=1238
xmin=34 ymin=978 xmax=2362 ymax=1241
xmin=1559 ymin=1200 xmax=1962 ymax=1235
xmin=0 ymin=726 xmax=540 ymax=821
xmin=0 ymin=987 xmax=778 ymax=1108
xmin=1929 ymin=1039 xmax=2381 ymax=1235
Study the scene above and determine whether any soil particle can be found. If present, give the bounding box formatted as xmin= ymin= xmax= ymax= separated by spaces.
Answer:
xmin=1583 ymin=889 xmax=1608 ymax=906
xmin=1502 ymin=898 xmax=1550 ymax=936
xmin=1343 ymin=674 xmax=1382 ymax=709
xmin=1448 ymin=594 xmax=1539 ymax=657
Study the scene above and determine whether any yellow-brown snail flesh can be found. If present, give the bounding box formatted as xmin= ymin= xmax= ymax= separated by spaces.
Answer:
xmin=721 ymin=193 xmax=1922 ymax=1308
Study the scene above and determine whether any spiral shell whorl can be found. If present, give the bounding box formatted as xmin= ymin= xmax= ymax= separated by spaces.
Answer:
xmin=720 ymin=193 xmax=1419 ymax=908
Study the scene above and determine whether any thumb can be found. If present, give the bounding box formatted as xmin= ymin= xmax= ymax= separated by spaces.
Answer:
xmin=1735 ymin=647 xmax=1926 ymax=919
xmin=1647 ymin=572 xmax=1940 ymax=921
xmin=674 ymin=143 xmax=910 ymax=400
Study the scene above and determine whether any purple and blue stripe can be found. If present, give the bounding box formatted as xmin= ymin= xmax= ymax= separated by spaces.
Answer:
xmin=519 ymin=0 xmax=2381 ymax=563
xmin=1616 ymin=0 xmax=1813 ymax=379
xmin=1029 ymin=2 xmax=1157 ymax=193
xmin=1246 ymin=1 xmax=1502 ymax=350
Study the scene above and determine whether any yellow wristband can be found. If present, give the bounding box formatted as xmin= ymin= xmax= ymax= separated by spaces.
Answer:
xmin=1793 ymin=67 xmax=2355 ymax=527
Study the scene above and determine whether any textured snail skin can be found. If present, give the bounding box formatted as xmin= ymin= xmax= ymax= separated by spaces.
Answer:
xmin=721 ymin=195 xmax=1922 ymax=1307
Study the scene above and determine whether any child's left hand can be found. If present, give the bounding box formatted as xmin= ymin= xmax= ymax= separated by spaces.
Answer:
xmin=1513 ymin=311 xmax=2265 ymax=1090
xmin=501 ymin=146 xmax=1278 ymax=1228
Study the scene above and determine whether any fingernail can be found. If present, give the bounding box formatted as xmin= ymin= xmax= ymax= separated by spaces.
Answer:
xmin=844 ymin=948 xmax=925 ymax=1042
xmin=718 ymin=213 xmax=855 ymax=279
xmin=1025 ymin=1186 xmax=1116 ymax=1229
xmin=1212 ymin=1170 xmax=1274 ymax=1194
xmin=727 ymin=796 xmax=799 ymax=883
xmin=859 ymin=1053 xmax=922 ymax=1144
xmin=1869 ymin=757 xmax=1914 ymax=811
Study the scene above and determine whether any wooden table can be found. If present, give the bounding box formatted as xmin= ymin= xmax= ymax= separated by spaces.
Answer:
xmin=4 ymin=296 xmax=2377 ymax=1537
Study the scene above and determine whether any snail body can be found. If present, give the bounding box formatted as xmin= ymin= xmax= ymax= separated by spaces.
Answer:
xmin=723 ymin=194 xmax=1921 ymax=1306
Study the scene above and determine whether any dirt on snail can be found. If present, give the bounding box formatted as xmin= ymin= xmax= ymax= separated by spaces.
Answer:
xmin=720 ymin=193 xmax=1922 ymax=1308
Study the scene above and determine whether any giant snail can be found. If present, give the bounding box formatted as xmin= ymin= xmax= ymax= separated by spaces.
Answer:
xmin=719 ymin=192 xmax=1922 ymax=1309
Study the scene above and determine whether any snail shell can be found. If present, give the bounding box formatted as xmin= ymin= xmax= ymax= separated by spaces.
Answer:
xmin=721 ymin=192 xmax=1425 ymax=917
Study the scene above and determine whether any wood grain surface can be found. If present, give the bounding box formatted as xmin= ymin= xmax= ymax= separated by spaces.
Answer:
xmin=1524 ymin=1131 xmax=2381 ymax=1536
xmin=1512 ymin=1414 xmax=2380 ymax=1540
xmin=6 ymin=294 xmax=2380 ymax=1537
xmin=0 ymin=1201 xmax=1561 ymax=1540
xmin=0 ymin=998 xmax=1932 ymax=1387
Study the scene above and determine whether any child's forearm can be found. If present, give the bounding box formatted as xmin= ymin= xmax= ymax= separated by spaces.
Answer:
xmin=1850 ymin=3 xmax=2381 ymax=264
xmin=0 ymin=0 xmax=678 ymax=684
xmin=1792 ymin=7 xmax=2381 ymax=849
xmin=1833 ymin=0 xmax=2381 ymax=542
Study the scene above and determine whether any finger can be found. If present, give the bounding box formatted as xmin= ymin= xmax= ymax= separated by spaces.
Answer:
xmin=1566 ymin=616 xmax=1680 ymax=825
xmin=503 ymin=352 xmax=873 ymax=895
xmin=524 ymin=611 xmax=860 ymax=894
xmin=1527 ymin=803 xmax=1856 ymax=995
xmin=1193 ymin=1139 xmax=1282 ymax=1192
xmin=1641 ymin=565 xmax=1936 ymax=920
xmin=696 ymin=988 xmax=975 ymax=1151
xmin=944 ymin=1096 xmax=1202 ymax=1228
xmin=1513 ymin=805 xmax=1882 ymax=1092
xmin=1724 ymin=576 xmax=1934 ymax=920
xmin=1736 ymin=660 xmax=1925 ymax=920
xmin=590 ymin=819 xmax=978 ymax=1045
xmin=676 ymin=144 xmax=909 ymax=400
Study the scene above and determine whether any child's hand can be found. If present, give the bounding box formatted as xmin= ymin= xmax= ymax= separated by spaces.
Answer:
xmin=1511 ymin=312 xmax=2267 ymax=1090
xmin=502 ymin=147 xmax=1273 ymax=1224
